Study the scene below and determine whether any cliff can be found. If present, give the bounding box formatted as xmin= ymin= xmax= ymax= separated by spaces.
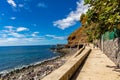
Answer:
xmin=67 ymin=26 xmax=88 ymax=46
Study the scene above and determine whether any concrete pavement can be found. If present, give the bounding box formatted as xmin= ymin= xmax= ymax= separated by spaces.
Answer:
xmin=71 ymin=49 xmax=120 ymax=80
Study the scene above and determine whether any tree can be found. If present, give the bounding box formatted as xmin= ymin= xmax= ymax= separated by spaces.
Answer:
xmin=83 ymin=0 xmax=120 ymax=42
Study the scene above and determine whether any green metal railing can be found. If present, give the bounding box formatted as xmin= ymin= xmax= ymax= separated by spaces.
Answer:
xmin=103 ymin=28 xmax=120 ymax=41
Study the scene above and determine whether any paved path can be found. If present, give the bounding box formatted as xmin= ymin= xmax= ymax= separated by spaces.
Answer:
xmin=71 ymin=49 xmax=120 ymax=80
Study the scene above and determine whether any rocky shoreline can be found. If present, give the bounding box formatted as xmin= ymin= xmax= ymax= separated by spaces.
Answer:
xmin=0 ymin=48 xmax=77 ymax=80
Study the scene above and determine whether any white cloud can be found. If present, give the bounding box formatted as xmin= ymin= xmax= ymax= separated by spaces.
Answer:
xmin=37 ymin=3 xmax=47 ymax=8
xmin=0 ymin=37 xmax=45 ymax=46
xmin=4 ymin=26 xmax=27 ymax=38
xmin=9 ymin=32 xmax=25 ymax=38
xmin=0 ymin=26 xmax=67 ymax=46
xmin=31 ymin=32 xmax=39 ymax=37
xmin=2 ymin=34 xmax=7 ymax=38
xmin=0 ymin=26 xmax=46 ymax=46
xmin=0 ymin=38 xmax=17 ymax=43
xmin=5 ymin=26 xmax=14 ymax=32
xmin=18 ymin=4 xmax=24 ymax=8
xmin=17 ymin=27 xmax=29 ymax=32
xmin=34 ymin=32 xmax=39 ymax=34
xmin=7 ymin=0 xmax=17 ymax=7
xmin=46 ymin=34 xmax=67 ymax=40
xmin=53 ymin=0 xmax=89 ymax=30
xmin=5 ymin=26 xmax=14 ymax=29
xmin=24 ymin=37 xmax=44 ymax=42
xmin=10 ymin=17 xmax=16 ymax=20
xmin=0 ymin=34 xmax=7 ymax=38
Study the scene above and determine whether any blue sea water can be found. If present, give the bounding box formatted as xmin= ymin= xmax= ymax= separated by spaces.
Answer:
xmin=0 ymin=45 xmax=59 ymax=73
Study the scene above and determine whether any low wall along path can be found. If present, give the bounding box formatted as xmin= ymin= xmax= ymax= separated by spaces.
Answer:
xmin=42 ymin=47 xmax=91 ymax=80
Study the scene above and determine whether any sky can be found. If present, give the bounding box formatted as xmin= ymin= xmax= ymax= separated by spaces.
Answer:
xmin=0 ymin=0 xmax=89 ymax=46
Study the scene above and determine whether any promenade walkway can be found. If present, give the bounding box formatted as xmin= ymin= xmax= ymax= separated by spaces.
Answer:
xmin=71 ymin=49 xmax=120 ymax=80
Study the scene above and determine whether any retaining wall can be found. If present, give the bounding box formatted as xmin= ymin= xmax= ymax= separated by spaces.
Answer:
xmin=103 ymin=38 xmax=120 ymax=66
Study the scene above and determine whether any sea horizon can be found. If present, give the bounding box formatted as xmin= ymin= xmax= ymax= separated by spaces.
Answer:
xmin=0 ymin=45 xmax=60 ymax=74
xmin=0 ymin=44 xmax=57 ymax=47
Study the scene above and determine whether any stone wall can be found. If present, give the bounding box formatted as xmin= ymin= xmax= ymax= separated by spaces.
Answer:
xmin=103 ymin=38 xmax=120 ymax=66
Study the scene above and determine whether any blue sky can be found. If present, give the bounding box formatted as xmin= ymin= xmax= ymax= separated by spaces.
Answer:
xmin=0 ymin=0 xmax=89 ymax=46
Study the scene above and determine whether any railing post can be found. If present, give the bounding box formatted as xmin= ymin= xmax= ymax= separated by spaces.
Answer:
xmin=101 ymin=35 xmax=104 ymax=52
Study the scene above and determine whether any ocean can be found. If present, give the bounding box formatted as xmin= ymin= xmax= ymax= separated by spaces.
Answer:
xmin=0 ymin=45 xmax=59 ymax=73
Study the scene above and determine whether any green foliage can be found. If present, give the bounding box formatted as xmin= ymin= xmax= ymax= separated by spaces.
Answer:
xmin=84 ymin=0 xmax=91 ymax=4
xmin=84 ymin=0 xmax=120 ymax=42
